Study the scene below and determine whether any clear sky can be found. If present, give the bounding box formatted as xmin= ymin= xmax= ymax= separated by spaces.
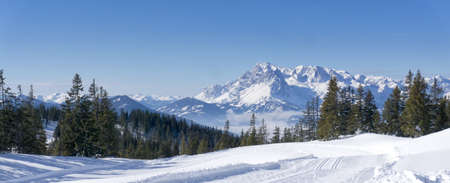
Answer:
xmin=1 ymin=0 xmax=450 ymax=96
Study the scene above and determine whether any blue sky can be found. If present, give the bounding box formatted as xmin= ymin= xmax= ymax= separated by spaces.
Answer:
xmin=1 ymin=0 xmax=450 ymax=96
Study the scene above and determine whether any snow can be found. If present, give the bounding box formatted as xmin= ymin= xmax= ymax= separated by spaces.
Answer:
xmin=2 ymin=129 xmax=450 ymax=183
xmin=239 ymin=83 xmax=272 ymax=105
xmin=37 ymin=93 xmax=68 ymax=104
xmin=44 ymin=121 xmax=58 ymax=144
xmin=130 ymin=94 xmax=182 ymax=109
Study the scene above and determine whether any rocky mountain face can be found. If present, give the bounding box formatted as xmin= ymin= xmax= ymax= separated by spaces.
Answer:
xmin=194 ymin=63 xmax=398 ymax=114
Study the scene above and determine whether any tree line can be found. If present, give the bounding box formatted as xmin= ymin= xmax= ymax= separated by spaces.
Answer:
xmin=0 ymin=70 xmax=47 ymax=154
xmin=316 ymin=70 xmax=450 ymax=140
xmin=50 ymin=73 xmax=240 ymax=158
xmin=0 ymin=71 xmax=240 ymax=159
xmin=238 ymin=97 xmax=320 ymax=146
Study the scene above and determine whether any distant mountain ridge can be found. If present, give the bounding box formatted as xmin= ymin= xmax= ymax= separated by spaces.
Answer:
xmin=37 ymin=63 xmax=450 ymax=129
xmin=129 ymin=94 xmax=182 ymax=109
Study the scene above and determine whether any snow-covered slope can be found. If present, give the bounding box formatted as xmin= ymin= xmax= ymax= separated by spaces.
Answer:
xmin=2 ymin=129 xmax=450 ymax=183
xmin=17 ymin=95 xmax=60 ymax=108
xmin=37 ymin=93 xmax=68 ymax=105
xmin=110 ymin=95 xmax=151 ymax=112
xmin=157 ymin=97 xmax=228 ymax=125
xmin=426 ymin=75 xmax=450 ymax=98
xmin=129 ymin=94 xmax=181 ymax=109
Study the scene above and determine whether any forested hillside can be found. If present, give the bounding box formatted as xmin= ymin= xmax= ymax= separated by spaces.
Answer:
xmin=0 ymin=70 xmax=239 ymax=159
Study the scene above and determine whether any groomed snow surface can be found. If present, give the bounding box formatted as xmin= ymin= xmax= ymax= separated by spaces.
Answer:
xmin=2 ymin=129 xmax=450 ymax=183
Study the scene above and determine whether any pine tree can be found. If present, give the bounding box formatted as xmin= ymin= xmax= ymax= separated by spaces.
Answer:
xmin=271 ymin=126 xmax=280 ymax=143
xmin=257 ymin=119 xmax=268 ymax=144
xmin=179 ymin=132 xmax=188 ymax=155
xmin=362 ymin=90 xmax=379 ymax=133
xmin=382 ymin=86 xmax=402 ymax=135
xmin=435 ymin=99 xmax=448 ymax=131
xmin=303 ymin=100 xmax=315 ymax=140
xmin=281 ymin=128 xmax=292 ymax=142
xmin=348 ymin=85 xmax=364 ymax=134
xmin=317 ymin=77 xmax=339 ymax=140
xmin=30 ymin=85 xmax=47 ymax=154
xmin=401 ymin=71 xmax=429 ymax=137
xmin=447 ymin=99 xmax=450 ymax=128
xmin=338 ymin=86 xmax=353 ymax=135
xmin=0 ymin=70 xmax=18 ymax=152
xmin=401 ymin=70 xmax=413 ymax=104
xmin=247 ymin=114 xmax=257 ymax=145
xmin=187 ymin=134 xmax=199 ymax=155
xmin=76 ymin=94 xmax=97 ymax=157
xmin=224 ymin=120 xmax=230 ymax=132
xmin=55 ymin=73 xmax=86 ymax=156
xmin=429 ymin=78 xmax=444 ymax=132
xmin=293 ymin=122 xmax=299 ymax=142
xmin=20 ymin=85 xmax=47 ymax=154
xmin=311 ymin=96 xmax=320 ymax=140
xmin=0 ymin=70 xmax=6 ymax=151
xmin=293 ymin=120 xmax=304 ymax=142
xmin=15 ymin=89 xmax=30 ymax=153
xmin=216 ymin=120 xmax=231 ymax=150
xmin=96 ymin=87 xmax=119 ymax=156
xmin=240 ymin=129 xmax=247 ymax=146
xmin=197 ymin=138 xmax=209 ymax=154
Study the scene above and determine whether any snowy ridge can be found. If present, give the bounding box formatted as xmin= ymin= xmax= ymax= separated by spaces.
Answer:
xmin=195 ymin=63 xmax=401 ymax=110
xmin=129 ymin=94 xmax=182 ymax=109
xmin=156 ymin=97 xmax=228 ymax=125
xmin=110 ymin=95 xmax=151 ymax=112
xmin=1 ymin=129 xmax=450 ymax=182
xmin=37 ymin=93 xmax=68 ymax=105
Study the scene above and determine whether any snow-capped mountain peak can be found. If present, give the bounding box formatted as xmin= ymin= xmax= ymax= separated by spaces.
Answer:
xmin=195 ymin=63 xmax=400 ymax=115
xmin=129 ymin=94 xmax=182 ymax=109
xmin=176 ymin=63 xmax=414 ymax=129
xmin=37 ymin=93 xmax=68 ymax=104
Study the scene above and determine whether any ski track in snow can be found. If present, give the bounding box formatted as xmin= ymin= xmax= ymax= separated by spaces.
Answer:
xmin=1 ymin=130 xmax=450 ymax=183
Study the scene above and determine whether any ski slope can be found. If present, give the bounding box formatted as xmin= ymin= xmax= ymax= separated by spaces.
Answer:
xmin=1 ymin=129 xmax=450 ymax=183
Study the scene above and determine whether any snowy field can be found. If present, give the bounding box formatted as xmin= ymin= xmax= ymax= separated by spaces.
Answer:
xmin=1 ymin=130 xmax=450 ymax=183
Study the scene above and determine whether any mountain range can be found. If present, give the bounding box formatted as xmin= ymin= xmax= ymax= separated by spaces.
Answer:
xmin=36 ymin=63 xmax=450 ymax=130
